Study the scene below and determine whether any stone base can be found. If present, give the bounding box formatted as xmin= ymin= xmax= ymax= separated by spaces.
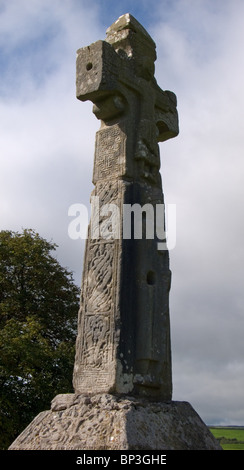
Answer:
xmin=9 ymin=394 xmax=221 ymax=450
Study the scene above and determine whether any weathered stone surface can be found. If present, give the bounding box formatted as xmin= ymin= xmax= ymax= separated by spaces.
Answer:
xmin=51 ymin=393 xmax=76 ymax=411
xmin=73 ymin=12 xmax=179 ymax=401
xmin=9 ymin=394 xmax=221 ymax=450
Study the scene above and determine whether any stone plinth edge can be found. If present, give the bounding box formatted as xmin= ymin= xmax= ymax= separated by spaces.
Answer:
xmin=9 ymin=394 xmax=221 ymax=450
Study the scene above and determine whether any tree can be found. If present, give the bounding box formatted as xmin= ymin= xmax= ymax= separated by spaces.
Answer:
xmin=0 ymin=229 xmax=80 ymax=449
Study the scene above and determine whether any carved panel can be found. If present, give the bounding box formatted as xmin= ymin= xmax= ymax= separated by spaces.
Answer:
xmin=96 ymin=180 xmax=119 ymax=204
xmin=85 ymin=242 xmax=114 ymax=313
xmin=91 ymin=181 xmax=121 ymax=242
xmin=82 ymin=314 xmax=111 ymax=369
xmin=73 ymin=239 xmax=117 ymax=392
xmin=93 ymin=124 xmax=126 ymax=181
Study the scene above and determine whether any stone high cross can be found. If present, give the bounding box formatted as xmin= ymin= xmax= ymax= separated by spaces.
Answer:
xmin=73 ymin=13 xmax=179 ymax=400
xmin=9 ymin=15 xmax=222 ymax=451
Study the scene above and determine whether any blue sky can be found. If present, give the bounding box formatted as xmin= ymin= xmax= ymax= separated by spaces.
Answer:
xmin=1 ymin=0 xmax=244 ymax=427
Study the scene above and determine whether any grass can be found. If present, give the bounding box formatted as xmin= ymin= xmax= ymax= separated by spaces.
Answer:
xmin=209 ymin=427 xmax=244 ymax=450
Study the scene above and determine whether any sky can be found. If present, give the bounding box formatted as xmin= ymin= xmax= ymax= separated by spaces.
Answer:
xmin=1 ymin=0 xmax=244 ymax=426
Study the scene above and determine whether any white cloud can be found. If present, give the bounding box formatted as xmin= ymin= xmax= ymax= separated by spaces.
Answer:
xmin=0 ymin=0 xmax=100 ymax=277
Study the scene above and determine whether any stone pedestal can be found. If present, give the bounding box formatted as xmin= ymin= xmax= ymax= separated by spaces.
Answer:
xmin=9 ymin=394 xmax=221 ymax=450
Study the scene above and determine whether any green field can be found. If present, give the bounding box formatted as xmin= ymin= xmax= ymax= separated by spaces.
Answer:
xmin=209 ymin=427 xmax=244 ymax=450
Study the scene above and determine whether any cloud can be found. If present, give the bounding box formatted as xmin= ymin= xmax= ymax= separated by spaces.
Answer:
xmin=0 ymin=0 xmax=101 ymax=279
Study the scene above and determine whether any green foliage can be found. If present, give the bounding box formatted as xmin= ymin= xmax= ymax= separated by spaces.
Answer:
xmin=0 ymin=229 xmax=80 ymax=449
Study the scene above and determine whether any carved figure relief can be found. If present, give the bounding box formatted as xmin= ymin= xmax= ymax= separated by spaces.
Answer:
xmin=82 ymin=314 xmax=111 ymax=369
xmin=135 ymin=121 xmax=161 ymax=185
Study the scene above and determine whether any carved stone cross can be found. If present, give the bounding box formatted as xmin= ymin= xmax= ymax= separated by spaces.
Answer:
xmin=73 ymin=13 xmax=179 ymax=400
xmin=8 ymin=14 xmax=221 ymax=452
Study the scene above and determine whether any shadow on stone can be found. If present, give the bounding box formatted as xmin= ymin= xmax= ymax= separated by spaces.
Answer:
xmin=9 ymin=394 xmax=221 ymax=450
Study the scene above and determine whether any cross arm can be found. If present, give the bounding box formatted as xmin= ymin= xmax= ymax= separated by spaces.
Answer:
xmin=76 ymin=40 xmax=119 ymax=101
xmin=76 ymin=40 xmax=128 ymax=120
